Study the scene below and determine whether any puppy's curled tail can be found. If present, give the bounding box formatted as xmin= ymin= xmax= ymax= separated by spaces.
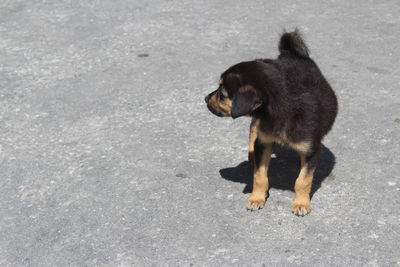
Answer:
xmin=278 ymin=29 xmax=310 ymax=59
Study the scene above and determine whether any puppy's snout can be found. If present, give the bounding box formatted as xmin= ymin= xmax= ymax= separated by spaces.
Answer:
xmin=204 ymin=95 xmax=210 ymax=103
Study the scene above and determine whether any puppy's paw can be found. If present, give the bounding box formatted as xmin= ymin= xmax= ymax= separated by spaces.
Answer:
xmin=246 ymin=194 xmax=266 ymax=211
xmin=291 ymin=201 xmax=311 ymax=216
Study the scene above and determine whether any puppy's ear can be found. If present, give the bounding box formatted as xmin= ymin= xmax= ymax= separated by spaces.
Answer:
xmin=231 ymin=87 xmax=262 ymax=119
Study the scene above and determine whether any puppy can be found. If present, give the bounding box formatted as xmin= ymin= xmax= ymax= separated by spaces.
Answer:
xmin=205 ymin=30 xmax=337 ymax=216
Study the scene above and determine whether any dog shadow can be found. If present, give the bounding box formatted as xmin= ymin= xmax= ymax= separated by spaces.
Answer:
xmin=219 ymin=144 xmax=335 ymax=197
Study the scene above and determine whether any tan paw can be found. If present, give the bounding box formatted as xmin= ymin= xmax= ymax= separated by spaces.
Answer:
xmin=246 ymin=195 xmax=266 ymax=211
xmin=291 ymin=202 xmax=311 ymax=216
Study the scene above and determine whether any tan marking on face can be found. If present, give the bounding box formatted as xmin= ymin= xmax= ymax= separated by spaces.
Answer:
xmin=219 ymin=78 xmax=223 ymax=85
xmin=206 ymin=91 xmax=232 ymax=116
xmin=221 ymin=87 xmax=228 ymax=97
xmin=218 ymin=97 xmax=232 ymax=114
xmin=238 ymin=85 xmax=249 ymax=93
xmin=238 ymin=85 xmax=259 ymax=95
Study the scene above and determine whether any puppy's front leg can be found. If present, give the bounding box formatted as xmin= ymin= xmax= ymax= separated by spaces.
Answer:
xmin=248 ymin=118 xmax=259 ymax=164
xmin=246 ymin=138 xmax=272 ymax=211
xmin=292 ymin=147 xmax=321 ymax=216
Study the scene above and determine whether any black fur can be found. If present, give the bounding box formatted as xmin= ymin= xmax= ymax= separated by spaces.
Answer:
xmin=217 ymin=32 xmax=337 ymax=152
xmin=205 ymin=30 xmax=338 ymax=215
xmin=278 ymin=29 xmax=310 ymax=58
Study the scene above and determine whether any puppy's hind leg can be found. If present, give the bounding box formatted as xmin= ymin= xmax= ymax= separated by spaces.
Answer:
xmin=292 ymin=146 xmax=321 ymax=216
xmin=248 ymin=118 xmax=259 ymax=164
xmin=246 ymin=138 xmax=272 ymax=211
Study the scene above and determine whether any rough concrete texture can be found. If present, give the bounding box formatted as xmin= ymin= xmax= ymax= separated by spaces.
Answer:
xmin=1 ymin=0 xmax=399 ymax=266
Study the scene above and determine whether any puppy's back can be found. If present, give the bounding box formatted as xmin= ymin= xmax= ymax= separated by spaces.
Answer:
xmin=277 ymin=31 xmax=338 ymax=137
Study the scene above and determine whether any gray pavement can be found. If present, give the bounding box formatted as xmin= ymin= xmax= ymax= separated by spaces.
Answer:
xmin=1 ymin=0 xmax=400 ymax=266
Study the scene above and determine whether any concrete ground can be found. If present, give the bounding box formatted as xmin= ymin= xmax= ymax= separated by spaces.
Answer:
xmin=1 ymin=0 xmax=399 ymax=266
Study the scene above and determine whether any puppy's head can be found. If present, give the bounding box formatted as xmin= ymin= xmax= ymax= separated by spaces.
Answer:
xmin=205 ymin=64 xmax=264 ymax=119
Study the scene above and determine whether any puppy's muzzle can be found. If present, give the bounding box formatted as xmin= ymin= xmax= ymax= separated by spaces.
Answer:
xmin=205 ymin=93 xmax=224 ymax=117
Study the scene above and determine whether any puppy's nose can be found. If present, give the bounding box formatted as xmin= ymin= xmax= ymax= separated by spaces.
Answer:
xmin=204 ymin=95 xmax=210 ymax=103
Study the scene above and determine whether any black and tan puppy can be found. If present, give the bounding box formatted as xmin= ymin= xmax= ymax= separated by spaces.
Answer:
xmin=205 ymin=30 xmax=337 ymax=216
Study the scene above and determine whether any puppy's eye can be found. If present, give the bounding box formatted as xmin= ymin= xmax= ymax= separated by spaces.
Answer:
xmin=218 ymin=87 xmax=228 ymax=100
xmin=218 ymin=90 xmax=225 ymax=100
